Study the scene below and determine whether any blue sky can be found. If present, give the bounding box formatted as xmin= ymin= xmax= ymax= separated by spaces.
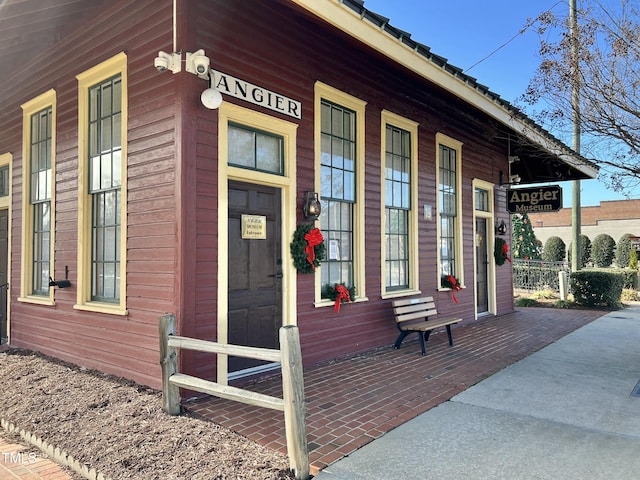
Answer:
xmin=363 ymin=0 xmax=632 ymax=207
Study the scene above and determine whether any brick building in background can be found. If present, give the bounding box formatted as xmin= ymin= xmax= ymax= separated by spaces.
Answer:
xmin=528 ymin=199 xmax=640 ymax=255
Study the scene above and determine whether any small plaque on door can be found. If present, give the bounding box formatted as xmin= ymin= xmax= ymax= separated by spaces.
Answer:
xmin=241 ymin=214 xmax=267 ymax=239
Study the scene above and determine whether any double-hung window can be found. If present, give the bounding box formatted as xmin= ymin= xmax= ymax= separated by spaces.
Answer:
xmin=382 ymin=111 xmax=418 ymax=295
xmin=315 ymin=83 xmax=366 ymax=302
xmin=20 ymin=90 xmax=56 ymax=304
xmin=89 ymin=76 xmax=122 ymax=301
xmin=437 ymin=134 xmax=463 ymax=285
xmin=31 ymin=108 xmax=53 ymax=295
xmin=76 ymin=53 xmax=127 ymax=314
xmin=320 ymin=100 xmax=356 ymax=290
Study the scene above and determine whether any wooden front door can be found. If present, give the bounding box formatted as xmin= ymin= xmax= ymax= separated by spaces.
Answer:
xmin=0 ymin=209 xmax=8 ymax=342
xmin=228 ymin=181 xmax=282 ymax=373
xmin=475 ymin=218 xmax=489 ymax=314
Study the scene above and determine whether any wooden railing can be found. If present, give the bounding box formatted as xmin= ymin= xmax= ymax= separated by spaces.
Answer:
xmin=158 ymin=314 xmax=309 ymax=480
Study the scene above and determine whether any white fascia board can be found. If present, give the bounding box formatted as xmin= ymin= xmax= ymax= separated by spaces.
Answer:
xmin=291 ymin=0 xmax=598 ymax=179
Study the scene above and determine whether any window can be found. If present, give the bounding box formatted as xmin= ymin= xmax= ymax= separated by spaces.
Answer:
xmin=76 ymin=53 xmax=127 ymax=314
xmin=228 ymin=123 xmax=284 ymax=175
xmin=382 ymin=111 xmax=418 ymax=295
xmin=320 ymin=100 xmax=355 ymax=290
xmin=89 ymin=76 xmax=122 ymax=301
xmin=20 ymin=90 xmax=56 ymax=304
xmin=436 ymin=134 xmax=463 ymax=284
xmin=31 ymin=107 xmax=53 ymax=295
xmin=475 ymin=187 xmax=490 ymax=212
xmin=0 ymin=165 xmax=9 ymax=198
xmin=315 ymin=82 xmax=366 ymax=302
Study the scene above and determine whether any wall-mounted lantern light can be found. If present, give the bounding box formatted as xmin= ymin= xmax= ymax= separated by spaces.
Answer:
xmin=496 ymin=219 xmax=507 ymax=236
xmin=303 ymin=191 xmax=321 ymax=221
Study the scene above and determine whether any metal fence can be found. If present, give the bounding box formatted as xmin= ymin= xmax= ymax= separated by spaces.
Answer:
xmin=513 ymin=259 xmax=570 ymax=292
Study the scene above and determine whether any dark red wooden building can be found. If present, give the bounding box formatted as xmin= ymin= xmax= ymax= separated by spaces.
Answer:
xmin=0 ymin=0 xmax=597 ymax=389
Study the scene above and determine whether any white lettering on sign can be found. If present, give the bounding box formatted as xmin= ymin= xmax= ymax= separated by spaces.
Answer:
xmin=508 ymin=189 xmax=559 ymax=206
xmin=212 ymin=70 xmax=302 ymax=119
xmin=506 ymin=185 xmax=563 ymax=214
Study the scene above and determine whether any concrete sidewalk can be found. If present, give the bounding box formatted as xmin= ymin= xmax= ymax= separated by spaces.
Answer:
xmin=315 ymin=305 xmax=640 ymax=479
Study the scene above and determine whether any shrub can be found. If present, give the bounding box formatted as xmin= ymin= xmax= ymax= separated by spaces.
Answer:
xmin=542 ymin=236 xmax=566 ymax=262
xmin=529 ymin=288 xmax=557 ymax=300
xmin=591 ymin=234 xmax=616 ymax=267
xmin=570 ymin=270 xmax=624 ymax=308
xmin=620 ymin=269 xmax=638 ymax=290
xmin=630 ymin=249 xmax=638 ymax=270
xmin=553 ymin=300 xmax=574 ymax=309
xmin=615 ymin=234 xmax=633 ymax=268
xmin=568 ymin=234 xmax=591 ymax=268
xmin=515 ymin=297 xmax=539 ymax=307
xmin=621 ymin=289 xmax=639 ymax=302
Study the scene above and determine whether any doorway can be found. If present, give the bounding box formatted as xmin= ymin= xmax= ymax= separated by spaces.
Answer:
xmin=227 ymin=180 xmax=282 ymax=373
xmin=475 ymin=217 xmax=489 ymax=315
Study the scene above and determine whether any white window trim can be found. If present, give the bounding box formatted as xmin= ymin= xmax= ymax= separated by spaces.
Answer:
xmin=314 ymin=82 xmax=368 ymax=306
xmin=380 ymin=110 xmax=420 ymax=299
xmin=19 ymin=89 xmax=56 ymax=305
xmin=75 ymin=52 xmax=128 ymax=315
xmin=435 ymin=132 xmax=464 ymax=288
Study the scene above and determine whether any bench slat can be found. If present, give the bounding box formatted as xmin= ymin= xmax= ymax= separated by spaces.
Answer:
xmin=395 ymin=309 xmax=438 ymax=323
xmin=393 ymin=302 xmax=436 ymax=316
xmin=399 ymin=317 xmax=461 ymax=331
xmin=392 ymin=296 xmax=434 ymax=307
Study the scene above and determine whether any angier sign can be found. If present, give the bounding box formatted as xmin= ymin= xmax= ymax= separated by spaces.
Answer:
xmin=507 ymin=185 xmax=563 ymax=213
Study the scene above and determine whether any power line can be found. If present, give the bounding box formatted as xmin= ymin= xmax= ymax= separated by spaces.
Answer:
xmin=466 ymin=1 xmax=565 ymax=72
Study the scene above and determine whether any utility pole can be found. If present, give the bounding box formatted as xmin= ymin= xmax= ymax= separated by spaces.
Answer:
xmin=570 ymin=0 xmax=582 ymax=272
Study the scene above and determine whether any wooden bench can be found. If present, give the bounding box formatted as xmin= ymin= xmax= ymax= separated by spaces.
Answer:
xmin=392 ymin=296 xmax=461 ymax=355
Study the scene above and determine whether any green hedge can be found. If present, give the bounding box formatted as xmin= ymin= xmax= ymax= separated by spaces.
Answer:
xmin=570 ymin=270 xmax=625 ymax=307
xmin=620 ymin=269 xmax=639 ymax=289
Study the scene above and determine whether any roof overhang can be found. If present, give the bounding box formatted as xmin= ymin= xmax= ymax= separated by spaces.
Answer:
xmin=290 ymin=0 xmax=599 ymax=183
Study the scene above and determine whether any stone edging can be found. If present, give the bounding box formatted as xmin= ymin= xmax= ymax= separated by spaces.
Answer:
xmin=1 ymin=417 xmax=112 ymax=480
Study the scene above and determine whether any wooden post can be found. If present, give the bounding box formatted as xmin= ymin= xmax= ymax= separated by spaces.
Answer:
xmin=159 ymin=314 xmax=181 ymax=415
xmin=279 ymin=326 xmax=309 ymax=480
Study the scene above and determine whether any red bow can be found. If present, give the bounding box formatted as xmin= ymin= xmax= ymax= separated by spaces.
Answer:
xmin=446 ymin=275 xmax=461 ymax=304
xmin=304 ymin=228 xmax=324 ymax=269
xmin=334 ymin=285 xmax=351 ymax=312
xmin=502 ymin=242 xmax=512 ymax=263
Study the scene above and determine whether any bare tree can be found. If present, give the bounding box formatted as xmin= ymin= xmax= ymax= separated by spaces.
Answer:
xmin=519 ymin=0 xmax=640 ymax=193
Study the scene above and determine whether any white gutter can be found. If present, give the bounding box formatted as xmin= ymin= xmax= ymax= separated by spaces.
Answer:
xmin=290 ymin=0 xmax=598 ymax=179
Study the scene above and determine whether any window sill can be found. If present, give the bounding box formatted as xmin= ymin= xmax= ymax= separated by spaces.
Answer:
xmin=74 ymin=302 xmax=128 ymax=316
xmin=18 ymin=295 xmax=55 ymax=306
xmin=381 ymin=289 xmax=421 ymax=300
xmin=314 ymin=296 xmax=369 ymax=309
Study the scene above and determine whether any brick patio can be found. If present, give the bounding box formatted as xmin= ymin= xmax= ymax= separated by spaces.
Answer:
xmin=186 ymin=307 xmax=604 ymax=476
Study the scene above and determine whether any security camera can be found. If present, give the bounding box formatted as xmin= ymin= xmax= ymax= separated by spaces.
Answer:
xmin=154 ymin=51 xmax=181 ymax=74
xmin=194 ymin=55 xmax=210 ymax=75
xmin=154 ymin=54 xmax=170 ymax=72
xmin=186 ymin=49 xmax=210 ymax=78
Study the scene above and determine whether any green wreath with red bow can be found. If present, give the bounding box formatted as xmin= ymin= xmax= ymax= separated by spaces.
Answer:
xmin=290 ymin=224 xmax=326 ymax=273
xmin=494 ymin=237 xmax=512 ymax=266
xmin=441 ymin=275 xmax=462 ymax=304
xmin=321 ymin=283 xmax=356 ymax=312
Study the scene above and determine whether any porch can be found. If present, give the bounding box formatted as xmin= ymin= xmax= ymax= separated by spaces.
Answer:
xmin=186 ymin=307 xmax=603 ymax=476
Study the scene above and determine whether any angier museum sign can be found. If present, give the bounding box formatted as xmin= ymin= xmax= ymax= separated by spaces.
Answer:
xmin=507 ymin=185 xmax=563 ymax=213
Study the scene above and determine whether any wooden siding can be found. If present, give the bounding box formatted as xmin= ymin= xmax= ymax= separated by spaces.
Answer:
xmin=192 ymin=1 xmax=514 ymax=373
xmin=0 ymin=0 xmax=517 ymax=388
xmin=0 ymin=0 xmax=178 ymax=389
